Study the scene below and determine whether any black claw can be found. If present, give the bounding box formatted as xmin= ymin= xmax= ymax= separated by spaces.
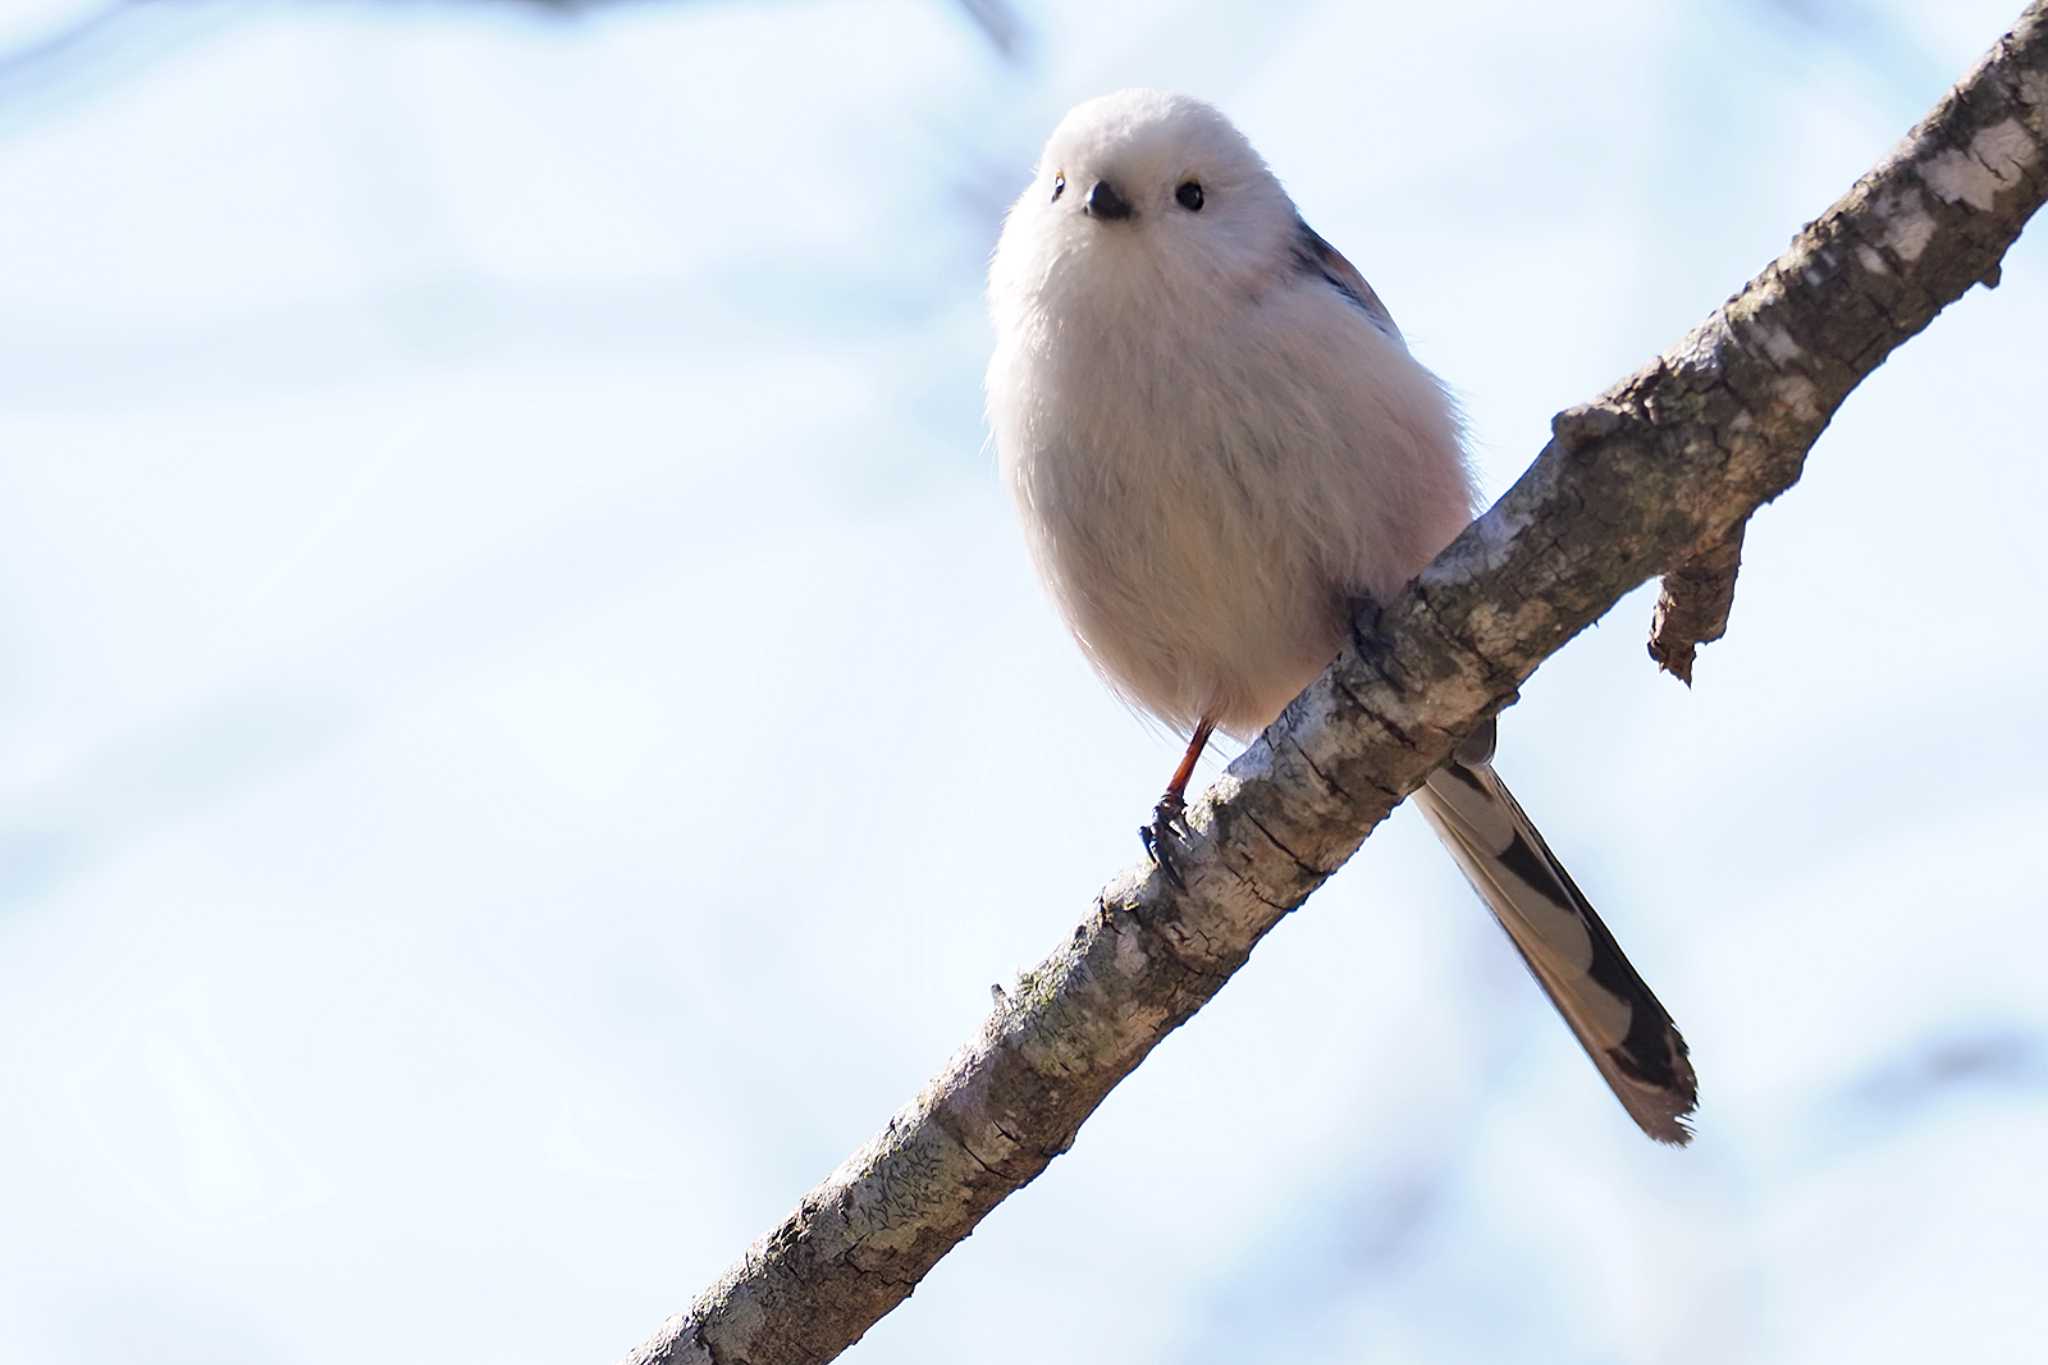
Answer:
xmin=1141 ymin=794 xmax=1190 ymax=889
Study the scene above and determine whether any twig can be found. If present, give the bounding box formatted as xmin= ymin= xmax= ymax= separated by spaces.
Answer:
xmin=1648 ymin=520 xmax=1748 ymax=684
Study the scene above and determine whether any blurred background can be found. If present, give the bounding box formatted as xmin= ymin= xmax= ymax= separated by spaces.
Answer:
xmin=2 ymin=0 xmax=2044 ymax=1361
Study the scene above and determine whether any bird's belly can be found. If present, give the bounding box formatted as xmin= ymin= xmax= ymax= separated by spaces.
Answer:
xmin=1016 ymin=436 xmax=1347 ymax=739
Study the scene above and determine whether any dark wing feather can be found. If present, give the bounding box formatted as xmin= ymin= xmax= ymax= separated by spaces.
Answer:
xmin=1293 ymin=217 xmax=1400 ymax=340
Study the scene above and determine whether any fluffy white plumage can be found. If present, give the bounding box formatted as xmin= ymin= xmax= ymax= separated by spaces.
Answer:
xmin=986 ymin=89 xmax=1697 ymax=1143
xmin=988 ymin=91 xmax=1472 ymax=736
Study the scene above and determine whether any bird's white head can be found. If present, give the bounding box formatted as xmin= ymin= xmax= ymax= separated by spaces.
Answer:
xmin=989 ymin=90 xmax=1299 ymax=332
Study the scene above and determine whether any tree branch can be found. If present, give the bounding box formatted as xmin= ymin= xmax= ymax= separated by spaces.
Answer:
xmin=1647 ymin=519 xmax=1748 ymax=684
xmin=624 ymin=6 xmax=2048 ymax=1362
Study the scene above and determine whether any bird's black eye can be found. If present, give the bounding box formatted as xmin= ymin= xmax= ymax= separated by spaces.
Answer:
xmin=1176 ymin=180 xmax=1204 ymax=211
xmin=1052 ymin=172 xmax=1066 ymax=203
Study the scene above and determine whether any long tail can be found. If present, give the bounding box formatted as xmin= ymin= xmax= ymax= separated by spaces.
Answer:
xmin=1414 ymin=754 xmax=1697 ymax=1144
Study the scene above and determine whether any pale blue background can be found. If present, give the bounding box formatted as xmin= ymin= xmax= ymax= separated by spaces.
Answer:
xmin=2 ymin=2 xmax=2044 ymax=1361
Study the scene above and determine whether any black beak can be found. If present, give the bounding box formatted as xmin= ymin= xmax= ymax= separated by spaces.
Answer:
xmin=1085 ymin=179 xmax=1132 ymax=221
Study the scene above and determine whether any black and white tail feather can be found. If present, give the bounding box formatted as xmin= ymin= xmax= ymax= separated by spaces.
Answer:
xmin=1413 ymin=723 xmax=1697 ymax=1144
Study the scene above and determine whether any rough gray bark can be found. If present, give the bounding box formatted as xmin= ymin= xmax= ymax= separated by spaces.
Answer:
xmin=1647 ymin=520 xmax=1748 ymax=684
xmin=624 ymin=7 xmax=2048 ymax=1363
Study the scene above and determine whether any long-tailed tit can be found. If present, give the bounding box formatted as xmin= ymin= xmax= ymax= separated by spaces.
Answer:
xmin=986 ymin=89 xmax=1697 ymax=1143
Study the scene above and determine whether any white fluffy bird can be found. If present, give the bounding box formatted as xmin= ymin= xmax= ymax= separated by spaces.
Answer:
xmin=986 ymin=89 xmax=1697 ymax=1144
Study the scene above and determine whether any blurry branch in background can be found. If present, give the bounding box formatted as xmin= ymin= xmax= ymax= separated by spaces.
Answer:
xmin=0 ymin=0 xmax=1022 ymax=95
xmin=949 ymin=0 xmax=1025 ymax=61
xmin=1752 ymin=0 xmax=1957 ymax=98
xmin=625 ymin=6 xmax=2048 ymax=1363
xmin=0 ymin=2 xmax=127 ymax=82
xmin=479 ymin=0 xmax=1028 ymax=59
xmin=1849 ymin=1028 xmax=2048 ymax=1114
